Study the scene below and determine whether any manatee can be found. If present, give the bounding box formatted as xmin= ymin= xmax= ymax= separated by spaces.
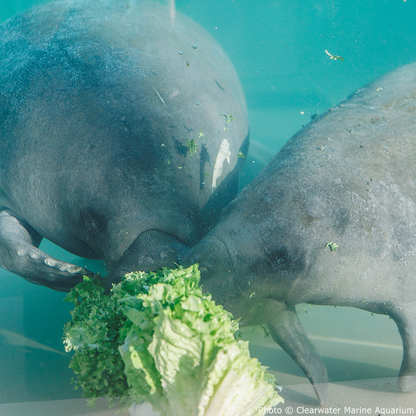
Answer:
xmin=0 ymin=0 xmax=248 ymax=291
xmin=181 ymin=62 xmax=416 ymax=404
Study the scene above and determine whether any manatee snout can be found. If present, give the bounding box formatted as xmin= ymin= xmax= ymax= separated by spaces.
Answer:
xmin=182 ymin=234 xmax=237 ymax=308
xmin=106 ymin=230 xmax=189 ymax=288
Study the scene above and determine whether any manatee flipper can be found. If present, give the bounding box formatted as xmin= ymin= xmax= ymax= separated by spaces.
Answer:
xmin=267 ymin=306 xmax=328 ymax=405
xmin=390 ymin=304 xmax=416 ymax=392
xmin=0 ymin=210 xmax=91 ymax=291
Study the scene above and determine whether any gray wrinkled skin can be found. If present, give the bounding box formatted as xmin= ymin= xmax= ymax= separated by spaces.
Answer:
xmin=0 ymin=0 xmax=248 ymax=291
xmin=183 ymin=62 xmax=416 ymax=404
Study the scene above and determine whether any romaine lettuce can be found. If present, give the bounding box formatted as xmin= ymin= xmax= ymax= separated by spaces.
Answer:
xmin=63 ymin=265 xmax=283 ymax=415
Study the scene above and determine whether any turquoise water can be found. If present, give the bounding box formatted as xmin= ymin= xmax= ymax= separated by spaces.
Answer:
xmin=0 ymin=0 xmax=416 ymax=412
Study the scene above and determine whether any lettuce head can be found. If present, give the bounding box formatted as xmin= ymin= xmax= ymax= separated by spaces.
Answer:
xmin=63 ymin=265 xmax=283 ymax=415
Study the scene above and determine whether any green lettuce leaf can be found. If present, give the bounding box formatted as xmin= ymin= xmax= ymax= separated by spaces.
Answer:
xmin=63 ymin=275 xmax=129 ymax=407
xmin=63 ymin=265 xmax=283 ymax=415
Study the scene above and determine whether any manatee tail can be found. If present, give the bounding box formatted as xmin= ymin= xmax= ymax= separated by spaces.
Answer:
xmin=267 ymin=306 xmax=328 ymax=405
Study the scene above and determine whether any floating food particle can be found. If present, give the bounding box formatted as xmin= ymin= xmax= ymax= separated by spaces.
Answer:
xmin=326 ymin=242 xmax=339 ymax=251
xmin=219 ymin=113 xmax=236 ymax=122
xmin=325 ymin=50 xmax=344 ymax=61
xmin=186 ymin=138 xmax=197 ymax=156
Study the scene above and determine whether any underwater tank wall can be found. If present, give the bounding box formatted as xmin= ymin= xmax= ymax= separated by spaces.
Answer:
xmin=1 ymin=0 xmax=416 ymax=414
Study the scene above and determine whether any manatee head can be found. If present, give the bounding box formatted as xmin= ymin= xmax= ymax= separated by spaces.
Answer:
xmin=106 ymin=230 xmax=190 ymax=288
xmin=181 ymin=164 xmax=349 ymax=323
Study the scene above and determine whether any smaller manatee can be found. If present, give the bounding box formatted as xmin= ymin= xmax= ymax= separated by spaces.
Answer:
xmin=183 ymin=62 xmax=416 ymax=404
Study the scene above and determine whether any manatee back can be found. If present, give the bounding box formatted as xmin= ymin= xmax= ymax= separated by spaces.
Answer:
xmin=261 ymin=62 xmax=416 ymax=196
xmin=230 ymin=62 xmax=416 ymax=228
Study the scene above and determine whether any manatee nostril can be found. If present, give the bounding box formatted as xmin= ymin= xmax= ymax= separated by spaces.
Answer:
xmin=160 ymin=248 xmax=176 ymax=260
xmin=139 ymin=255 xmax=154 ymax=265
xmin=271 ymin=258 xmax=285 ymax=271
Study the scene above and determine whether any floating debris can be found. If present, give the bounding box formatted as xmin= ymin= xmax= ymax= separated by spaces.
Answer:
xmin=219 ymin=113 xmax=236 ymax=122
xmin=152 ymin=87 xmax=166 ymax=105
xmin=326 ymin=242 xmax=339 ymax=251
xmin=261 ymin=324 xmax=271 ymax=338
xmin=325 ymin=50 xmax=344 ymax=61
xmin=186 ymin=138 xmax=197 ymax=156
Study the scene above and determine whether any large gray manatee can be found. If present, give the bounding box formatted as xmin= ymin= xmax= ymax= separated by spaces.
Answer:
xmin=0 ymin=0 xmax=248 ymax=291
xmin=182 ymin=62 xmax=416 ymax=404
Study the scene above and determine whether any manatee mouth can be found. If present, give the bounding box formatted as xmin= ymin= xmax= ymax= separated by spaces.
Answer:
xmin=106 ymin=230 xmax=190 ymax=286
xmin=182 ymin=234 xmax=232 ymax=272
xmin=182 ymin=233 xmax=239 ymax=310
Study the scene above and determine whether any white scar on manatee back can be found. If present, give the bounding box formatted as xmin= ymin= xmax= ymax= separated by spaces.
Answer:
xmin=212 ymin=138 xmax=231 ymax=189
